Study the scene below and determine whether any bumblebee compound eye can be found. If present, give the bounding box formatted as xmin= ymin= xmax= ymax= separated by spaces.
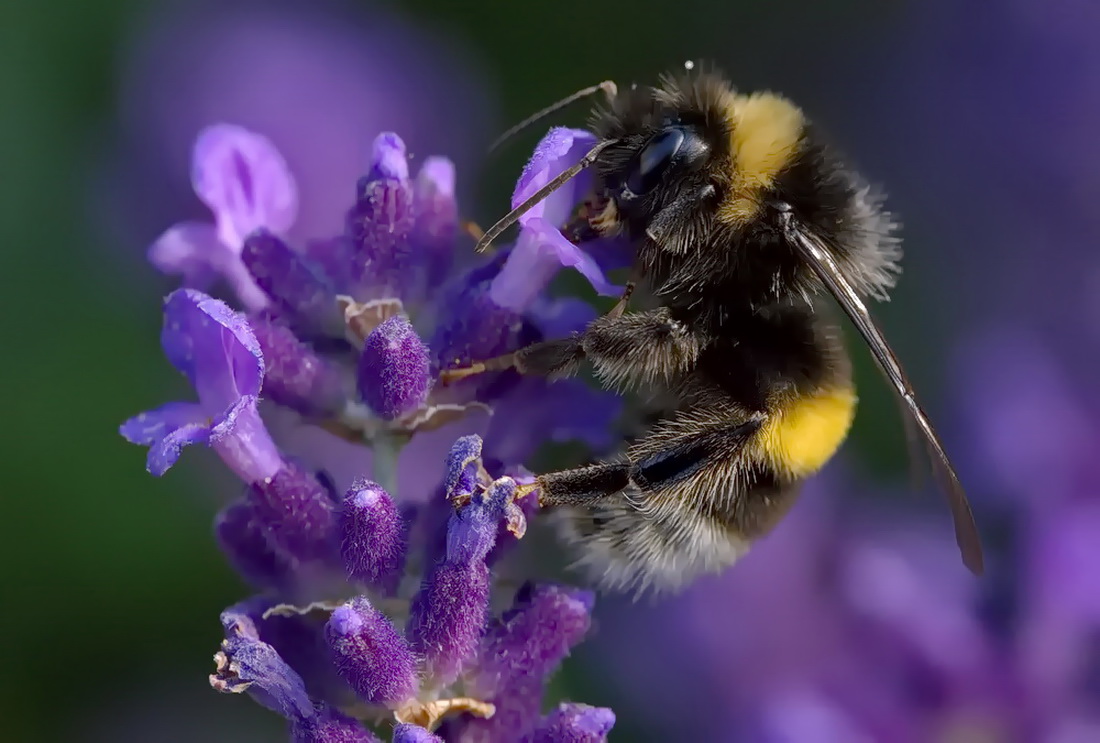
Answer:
xmin=626 ymin=127 xmax=685 ymax=195
xmin=624 ymin=126 xmax=709 ymax=197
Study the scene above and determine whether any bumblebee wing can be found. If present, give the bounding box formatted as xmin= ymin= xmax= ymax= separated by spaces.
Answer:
xmin=784 ymin=216 xmax=985 ymax=576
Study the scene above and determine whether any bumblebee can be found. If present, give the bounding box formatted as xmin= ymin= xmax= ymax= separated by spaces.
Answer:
xmin=445 ymin=65 xmax=984 ymax=593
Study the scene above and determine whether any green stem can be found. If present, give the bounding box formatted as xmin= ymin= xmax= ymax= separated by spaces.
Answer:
xmin=372 ymin=430 xmax=403 ymax=497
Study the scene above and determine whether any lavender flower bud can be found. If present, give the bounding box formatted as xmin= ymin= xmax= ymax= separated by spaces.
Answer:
xmin=248 ymin=462 xmax=337 ymax=562
xmin=340 ymin=479 xmax=406 ymax=591
xmin=325 ymin=597 xmax=418 ymax=707
xmin=407 ymin=560 xmax=490 ymax=688
xmin=357 ymin=315 xmax=431 ymax=420
xmin=291 ymin=706 xmax=382 ymax=743
xmin=242 ymin=229 xmax=343 ymax=335
xmin=393 ymin=724 xmax=444 ymax=743
xmin=530 ymin=704 xmax=616 ymax=743
xmin=249 ymin=313 xmax=346 ymax=417
xmin=214 ymin=499 xmax=294 ymax=591
xmin=347 ymin=133 xmax=414 ymax=290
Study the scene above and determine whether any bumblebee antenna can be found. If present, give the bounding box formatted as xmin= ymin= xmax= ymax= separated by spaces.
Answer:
xmin=488 ymin=80 xmax=618 ymax=154
xmin=475 ymin=138 xmax=617 ymax=254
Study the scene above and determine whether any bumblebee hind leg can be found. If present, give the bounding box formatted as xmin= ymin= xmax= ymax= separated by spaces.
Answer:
xmin=538 ymin=411 xmax=768 ymax=594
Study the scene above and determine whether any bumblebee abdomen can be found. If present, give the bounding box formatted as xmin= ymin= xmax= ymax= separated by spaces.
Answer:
xmin=749 ymin=385 xmax=857 ymax=478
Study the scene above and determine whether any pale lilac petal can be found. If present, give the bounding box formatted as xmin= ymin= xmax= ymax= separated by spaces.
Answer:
xmin=209 ymin=395 xmax=284 ymax=483
xmin=192 ymin=124 xmax=298 ymax=248
xmin=490 ymin=226 xmax=619 ymax=310
xmin=147 ymin=422 xmax=211 ymax=476
xmin=119 ymin=401 xmax=205 ymax=445
xmin=147 ymin=220 xmax=225 ymax=287
xmin=161 ymin=289 xmax=264 ymax=409
xmin=512 ymin=127 xmax=597 ymax=227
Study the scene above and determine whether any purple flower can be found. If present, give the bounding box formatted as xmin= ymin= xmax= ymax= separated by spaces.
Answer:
xmin=123 ymin=77 xmax=625 ymax=738
xmin=120 ymin=288 xmax=282 ymax=481
xmin=489 ymin=128 xmax=620 ymax=311
xmin=149 ymin=124 xmax=297 ymax=309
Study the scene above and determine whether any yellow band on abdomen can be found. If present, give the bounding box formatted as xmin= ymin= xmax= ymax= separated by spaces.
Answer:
xmin=752 ymin=387 xmax=857 ymax=477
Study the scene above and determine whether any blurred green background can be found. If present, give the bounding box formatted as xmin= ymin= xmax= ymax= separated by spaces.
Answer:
xmin=1 ymin=0 xmax=979 ymax=740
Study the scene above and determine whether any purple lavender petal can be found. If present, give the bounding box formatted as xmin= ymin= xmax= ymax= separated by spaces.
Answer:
xmin=527 ymin=704 xmax=616 ymax=743
xmin=242 ymin=229 xmax=343 ymax=335
xmin=346 ymin=133 xmax=414 ymax=292
xmin=119 ymin=401 xmax=205 ymax=445
xmin=443 ymin=434 xmax=482 ymax=501
xmin=145 ymin=422 xmax=211 ymax=476
xmin=411 ymin=157 xmax=458 ymax=289
xmin=340 ymin=479 xmax=407 ymax=591
xmin=406 ymin=559 xmax=490 ymax=688
xmin=457 ymin=584 xmax=595 ymax=741
xmin=292 ymin=706 xmax=382 ymax=743
xmin=248 ymin=461 xmax=338 ymax=563
xmin=147 ymin=220 xmax=224 ymax=288
xmin=209 ymin=394 xmax=284 ymax=483
xmin=357 ymin=315 xmax=432 ymax=420
xmin=325 ymin=597 xmax=418 ymax=707
xmin=215 ymin=499 xmax=296 ymax=591
xmin=392 ymin=723 xmax=443 ymax=743
xmin=512 ymin=127 xmax=596 ymax=226
xmin=490 ymin=224 xmax=619 ymax=310
xmin=192 ymin=123 xmax=298 ymax=248
xmin=249 ymin=313 xmax=346 ymax=417
xmin=212 ymin=603 xmax=313 ymax=722
xmin=161 ymin=288 xmax=263 ymax=404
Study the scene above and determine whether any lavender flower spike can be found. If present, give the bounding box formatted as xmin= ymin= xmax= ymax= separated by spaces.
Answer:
xmin=340 ymin=479 xmax=406 ymax=591
xmin=326 ymin=596 xmax=419 ymax=708
xmin=291 ymin=707 xmax=382 ymax=743
xmin=358 ymin=315 xmax=432 ymax=420
xmin=120 ymin=289 xmax=282 ymax=482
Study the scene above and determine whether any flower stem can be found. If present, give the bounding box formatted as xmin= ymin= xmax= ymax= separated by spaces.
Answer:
xmin=372 ymin=430 xmax=403 ymax=497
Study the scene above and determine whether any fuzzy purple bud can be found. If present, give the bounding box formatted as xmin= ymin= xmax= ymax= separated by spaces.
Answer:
xmin=291 ymin=706 xmax=382 ymax=743
xmin=340 ymin=479 xmax=406 ymax=591
xmin=215 ymin=499 xmax=295 ymax=591
xmin=406 ymin=560 xmax=491 ymax=688
xmin=325 ymin=597 xmax=418 ymax=707
xmin=241 ymin=230 xmax=343 ymax=335
xmin=249 ymin=313 xmax=346 ymax=417
xmin=393 ymin=724 xmax=444 ymax=743
xmin=357 ymin=315 xmax=432 ymax=420
xmin=347 ymin=133 xmax=414 ymax=291
xmin=248 ymin=462 xmax=338 ymax=562
xmin=529 ymin=704 xmax=616 ymax=743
